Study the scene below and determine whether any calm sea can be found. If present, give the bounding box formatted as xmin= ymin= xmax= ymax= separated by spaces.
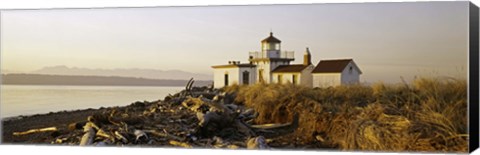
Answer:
xmin=0 ymin=85 xmax=184 ymax=118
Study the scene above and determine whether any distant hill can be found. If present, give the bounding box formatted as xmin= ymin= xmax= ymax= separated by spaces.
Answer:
xmin=30 ymin=66 xmax=212 ymax=81
xmin=1 ymin=69 xmax=16 ymax=74
xmin=1 ymin=74 xmax=212 ymax=87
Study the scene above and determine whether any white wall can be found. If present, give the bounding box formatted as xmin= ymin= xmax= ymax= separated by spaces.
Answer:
xmin=300 ymin=64 xmax=315 ymax=87
xmin=255 ymin=61 xmax=270 ymax=83
xmin=271 ymin=64 xmax=314 ymax=87
xmin=312 ymin=73 xmax=341 ymax=88
xmin=268 ymin=60 xmax=290 ymax=83
xmin=312 ymin=61 xmax=361 ymax=88
xmin=340 ymin=61 xmax=361 ymax=85
xmin=272 ymin=73 xmax=299 ymax=84
xmin=238 ymin=67 xmax=257 ymax=85
xmin=213 ymin=67 xmax=239 ymax=88
xmin=213 ymin=66 xmax=257 ymax=88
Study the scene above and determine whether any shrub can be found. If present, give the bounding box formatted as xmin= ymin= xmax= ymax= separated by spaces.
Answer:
xmin=227 ymin=77 xmax=468 ymax=152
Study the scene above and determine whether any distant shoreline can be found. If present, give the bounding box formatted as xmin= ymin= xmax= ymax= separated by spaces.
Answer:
xmin=2 ymin=83 xmax=189 ymax=88
xmin=1 ymin=73 xmax=213 ymax=87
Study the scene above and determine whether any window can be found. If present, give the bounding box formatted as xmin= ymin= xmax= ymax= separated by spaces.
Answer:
xmin=224 ymin=74 xmax=229 ymax=86
xmin=292 ymin=75 xmax=298 ymax=84
xmin=243 ymin=71 xmax=249 ymax=85
xmin=349 ymin=66 xmax=353 ymax=74
xmin=278 ymin=75 xmax=283 ymax=84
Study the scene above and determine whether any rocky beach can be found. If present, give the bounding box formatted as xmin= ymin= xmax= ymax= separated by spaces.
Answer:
xmin=1 ymin=78 xmax=469 ymax=153
xmin=1 ymin=82 xmax=305 ymax=149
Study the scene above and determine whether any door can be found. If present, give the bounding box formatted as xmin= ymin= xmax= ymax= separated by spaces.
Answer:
xmin=243 ymin=71 xmax=249 ymax=85
xmin=292 ymin=74 xmax=297 ymax=84
xmin=224 ymin=74 xmax=229 ymax=86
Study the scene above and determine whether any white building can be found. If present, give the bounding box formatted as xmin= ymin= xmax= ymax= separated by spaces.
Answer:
xmin=311 ymin=59 xmax=362 ymax=88
xmin=248 ymin=32 xmax=295 ymax=84
xmin=211 ymin=62 xmax=256 ymax=87
xmin=271 ymin=48 xmax=315 ymax=87
xmin=212 ymin=32 xmax=297 ymax=88
xmin=211 ymin=32 xmax=362 ymax=88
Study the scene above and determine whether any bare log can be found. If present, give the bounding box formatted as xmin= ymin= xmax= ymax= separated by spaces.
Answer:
xmin=239 ymin=108 xmax=257 ymax=121
xmin=246 ymin=136 xmax=269 ymax=149
xmin=13 ymin=127 xmax=58 ymax=136
xmin=250 ymin=113 xmax=299 ymax=130
xmin=250 ymin=122 xmax=292 ymax=130
xmin=227 ymin=145 xmax=240 ymax=149
xmin=182 ymin=78 xmax=194 ymax=98
xmin=187 ymin=78 xmax=194 ymax=90
xmin=96 ymin=129 xmax=114 ymax=142
xmin=182 ymin=97 xmax=206 ymax=112
xmin=80 ymin=123 xmax=96 ymax=146
xmin=169 ymin=140 xmax=192 ymax=148
xmin=114 ymin=131 xmax=129 ymax=144
xmin=67 ymin=121 xmax=87 ymax=131
xmin=200 ymin=97 xmax=233 ymax=114
xmin=144 ymin=130 xmax=183 ymax=141
xmin=134 ymin=129 xmax=149 ymax=142
xmin=198 ymin=111 xmax=223 ymax=127
xmin=234 ymin=120 xmax=255 ymax=137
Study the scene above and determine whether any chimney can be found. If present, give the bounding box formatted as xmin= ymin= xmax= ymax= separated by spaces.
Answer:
xmin=304 ymin=47 xmax=312 ymax=65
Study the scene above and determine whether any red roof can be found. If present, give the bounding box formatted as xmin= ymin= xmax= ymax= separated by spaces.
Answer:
xmin=272 ymin=64 xmax=308 ymax=73
xmin=261 ymin=32 xmax=281 ymax=43
xmin=312 ymin=59 xmax=358 ymax=73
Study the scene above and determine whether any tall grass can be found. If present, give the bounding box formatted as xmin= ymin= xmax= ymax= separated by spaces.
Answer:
xmin=225 ymin=77 xmax=468 ymax=152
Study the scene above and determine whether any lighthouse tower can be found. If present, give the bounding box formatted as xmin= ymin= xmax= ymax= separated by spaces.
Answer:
xmin=249 ymin=32 xmax=294 ymax=83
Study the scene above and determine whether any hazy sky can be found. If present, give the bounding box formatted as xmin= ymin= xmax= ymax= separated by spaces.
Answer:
xmin=0 ymin=1 xmax=469 ymax=83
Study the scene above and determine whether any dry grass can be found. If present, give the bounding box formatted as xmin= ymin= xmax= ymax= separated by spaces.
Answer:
xmin=224 ymin=77 xmax=468 ymax=153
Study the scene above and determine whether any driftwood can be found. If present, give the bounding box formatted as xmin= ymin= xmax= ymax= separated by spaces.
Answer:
xmin=201 ymin=98 xmax=233 ymax=114
xmin=13 ymin=127 xmax=58 ymax=136
xmin=250 ymin=122 xmax=292 ymax=130
xmin=96 ymin=128 xmax=114 ymax=142
xmin=144 ymin=129 xmax=183 ymax=141
xmin=239 ymin=108 xmax=257 ymax=123
xmin=198 ymin=111 xmax=225 ymax=127
xmin=250 ymin=113 xmax=299 ymax=130
xmin=68 ymin=121 xmax=86 ymax=131
xmin=182 ymin=78 xmax=195 ymax=98
xmin=234 ymin=120 xmax=255 ymax=137
xmin=40 ymin=85 xmax=302 ymax=148
xmin=79 ymin=122 xmax=96 ymax=146
xmin=114 ymin=131 xmax=129 ymax=144
xmin=169 ymin=140 xmax=192 ymax=148
xmin=209 ymin=136 xmax=241 ymax=149
xmin=246 ymin=136 xmax=269 ymax=149
xmin=134 ymin=129 xmax=149 ymax=142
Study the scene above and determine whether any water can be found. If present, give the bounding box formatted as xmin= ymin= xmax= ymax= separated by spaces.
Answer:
xmin=0 ymin=85 xmax=184 ymax=118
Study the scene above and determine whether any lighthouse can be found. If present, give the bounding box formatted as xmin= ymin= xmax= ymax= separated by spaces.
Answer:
xmin=248 ymin=32 xmax=295 ymax=83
